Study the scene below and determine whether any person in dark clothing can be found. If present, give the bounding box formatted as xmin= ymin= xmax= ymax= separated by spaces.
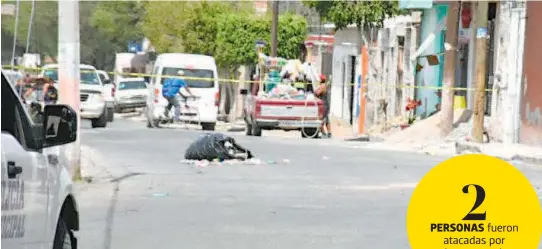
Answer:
xmin=315 ymin=74 xmax=332 ymax=138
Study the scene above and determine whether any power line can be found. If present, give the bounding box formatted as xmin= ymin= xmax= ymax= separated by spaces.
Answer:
xmin=11 ymin=0 xmax=20 ymax=68
xmin=25 ymin=0 xmax=36 ymax=54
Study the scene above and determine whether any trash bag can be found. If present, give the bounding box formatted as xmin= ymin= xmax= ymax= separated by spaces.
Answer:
xmin=184 ymin=133 xmax=254 ymax=161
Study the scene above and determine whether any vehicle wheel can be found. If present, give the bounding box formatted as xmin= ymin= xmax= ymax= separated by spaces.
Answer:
xmin=245 ymin=121 xmax=253 ymax=136
xmin=53 ymin=218 xmax=76 ymax=249
xmin=301 ymin=128 xmax=319 ymax=138
xmin=251 ymin=122 xmax=262 ymax=137
xmin=91 ymin=109 xmax=108 ymax=128
xmin=107 ymin=107 xmax=114 ymax=122
xmin=201 ymin=122 xmax=216 ymax=131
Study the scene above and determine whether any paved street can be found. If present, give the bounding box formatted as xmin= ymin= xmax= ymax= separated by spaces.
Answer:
xmin=75 ymin=118 xmax=542 ymax=249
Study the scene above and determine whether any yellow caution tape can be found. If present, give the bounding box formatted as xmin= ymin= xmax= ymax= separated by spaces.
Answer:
xmin=2 ymin=65 xmax=493 ymax=92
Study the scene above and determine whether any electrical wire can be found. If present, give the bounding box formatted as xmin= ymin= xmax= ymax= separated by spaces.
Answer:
xmin=11 ymin=0 xmax=21 ymax=68
xmin=25 ymin=0 xmax=36 ymax=54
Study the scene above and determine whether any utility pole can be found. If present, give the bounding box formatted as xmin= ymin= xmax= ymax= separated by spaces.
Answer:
xmin=440 ymin=2 xmax=460 ymax=137
xmin=472 ymin=1 xmax=489 ymax=143
xmin=58 ymin=0 xmax=81 ymax=180
xmin=271 ymin=0 xmax=279 ymax=57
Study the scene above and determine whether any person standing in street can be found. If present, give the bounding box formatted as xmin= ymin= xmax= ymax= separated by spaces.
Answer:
xmin=162 ymin=70 xmax=194 ymax=121
xmin=315 ymin=74 xmax=332 ymax=138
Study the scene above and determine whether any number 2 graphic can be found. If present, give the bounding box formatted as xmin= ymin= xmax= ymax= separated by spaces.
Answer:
xmin=462 ymin=184 xmax=487 ymax=220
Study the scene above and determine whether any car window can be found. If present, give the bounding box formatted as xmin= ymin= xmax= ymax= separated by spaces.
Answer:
xmin=160 ymin=67 xmax=214 ymax=88
xmin=43 ymin=68 xmax=101 ymax=85
xmin=1 ymin=74 xmax=37 ymax=150
xmin=118 ymin=81 xmax=147 ymax=90
xmin=98 ymin=73 xmax=107 ymax=83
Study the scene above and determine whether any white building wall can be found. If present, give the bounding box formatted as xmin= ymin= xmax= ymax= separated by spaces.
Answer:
xmin=489 ymin=1 xmax=527 ymax=143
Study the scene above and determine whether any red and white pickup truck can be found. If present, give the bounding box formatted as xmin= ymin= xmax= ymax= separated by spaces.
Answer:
xmin=240 ymin=87 xmax=325 ymax=138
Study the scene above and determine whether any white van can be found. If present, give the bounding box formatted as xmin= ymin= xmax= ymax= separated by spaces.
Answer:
xmin=145 ymin=53 xmax=219 ymax=130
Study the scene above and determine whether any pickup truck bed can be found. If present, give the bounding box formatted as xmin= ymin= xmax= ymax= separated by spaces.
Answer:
xmin=243 ymin=96 xmax=324 ymax=138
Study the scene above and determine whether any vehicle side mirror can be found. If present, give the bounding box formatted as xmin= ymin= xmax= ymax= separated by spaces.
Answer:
xmin=42 ymin=105 xmax=77 ymax=148
xmin=239 ymin=89 xmax=248 ymax=95
xmin=103 ymin=79 xmax=112 ymax=84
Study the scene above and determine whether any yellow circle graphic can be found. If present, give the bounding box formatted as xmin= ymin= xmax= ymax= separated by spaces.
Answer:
xmin=406 ymin=154 xmax=542 ymax=249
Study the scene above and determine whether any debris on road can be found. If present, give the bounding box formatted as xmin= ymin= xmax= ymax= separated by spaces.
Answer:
xmin=180 ymin=157 xmax=287 ymax=166
xmin=184 ymin=133 xmax=254 ymax=161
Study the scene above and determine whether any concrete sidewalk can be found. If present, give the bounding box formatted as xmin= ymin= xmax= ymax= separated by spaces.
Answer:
xmin=455 ymin=142 xmax=542 ymax=165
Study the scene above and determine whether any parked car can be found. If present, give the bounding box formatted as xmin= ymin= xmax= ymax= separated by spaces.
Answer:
xmin=114 ymin=77 xmax=148 ymax=113
xmin=40 ymin=64 xmax=109 ymax=128
xmin=1 ymin=71 xmax=80 ymax=249
xmin=97 ymin=70 xmax=116 ymax=122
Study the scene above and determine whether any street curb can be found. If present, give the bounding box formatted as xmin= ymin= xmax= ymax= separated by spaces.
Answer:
xmin=455 ymin=142 xmax=542 ymax=165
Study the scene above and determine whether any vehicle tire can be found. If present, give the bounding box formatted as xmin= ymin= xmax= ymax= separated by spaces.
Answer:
xmin=301 ymin=128 xmax=319 ymax=138
xmin=251 ymin=122 xmax=262 ymax=137
xmin=201 ymin=122 xmax=216 ymax=131
xmin=107 ymin=107 xmax=114 ymax=122
xmin=245 ymin=121 xmax=253 ymax=136
xmin=91 ymin=109 xmax=108 ymax=128
xmin=53 ymin=218 xmax=76 ymax=249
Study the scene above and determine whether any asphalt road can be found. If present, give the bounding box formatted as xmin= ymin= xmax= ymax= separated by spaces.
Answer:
xmin=75 ymin=118 xmax=542 ymax=249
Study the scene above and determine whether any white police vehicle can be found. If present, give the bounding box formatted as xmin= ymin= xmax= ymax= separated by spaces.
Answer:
xmin=1 ymin=72 xmax=80 ymax=249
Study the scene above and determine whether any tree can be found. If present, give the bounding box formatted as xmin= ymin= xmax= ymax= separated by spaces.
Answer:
xmin=215 ymin=12 xmax=307 ymax=69
xmin=306 ymin=1 xmax=403 ymax=30
xmin=1 ymin=1 xmax=145 ymax=69
xmin=1 ymin=1 xmax=58 ymax=61
xmin=90 ymin=1 xmax=145 ymax=47
xmin=180 ymin=2 xmax=235 ymax=56
xmin=276 ymin=13 xmax=308 ymax=60
xmin=89 ymin=1 xmax=146 ymax=69
xmin=140 ymin=1 xmax=189 ymax=53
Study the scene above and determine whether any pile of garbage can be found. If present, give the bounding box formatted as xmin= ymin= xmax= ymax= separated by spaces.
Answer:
xmin=184 ymin=133 xmax=254 ymax=161
xmin=257 ymin=84 xmax=316 ymax=101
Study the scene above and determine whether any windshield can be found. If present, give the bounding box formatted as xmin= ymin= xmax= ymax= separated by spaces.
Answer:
xmin=43 ymin=68 xmax=101 ymax=85
xmin=118 ymin=81 xmax=147 ymax=90
xmin=160 ymin=67 xmax=214 ymax=88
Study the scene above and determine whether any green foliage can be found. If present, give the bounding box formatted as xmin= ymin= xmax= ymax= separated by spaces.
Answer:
xmin=215 ymin=13 xmax=307 ymax=67
xmin=180 ymin=2 xmax=234 ymax=56
xmin=305 ymin=0 xmax=403 ymax=30
xmin=140 ymin=1 xmax=189 ymax=53
xmin=1 ymin=1 xmax=58 ymax=58
xmin=276 ymin=13 xmax=308 ymax=59
xmin=215 ymin=13 xmax=269 ymax=67
xmin=1 ymin=1 xmax=146 ymax=69
xmin=90 ymin=1 xmax=145 ymax=45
